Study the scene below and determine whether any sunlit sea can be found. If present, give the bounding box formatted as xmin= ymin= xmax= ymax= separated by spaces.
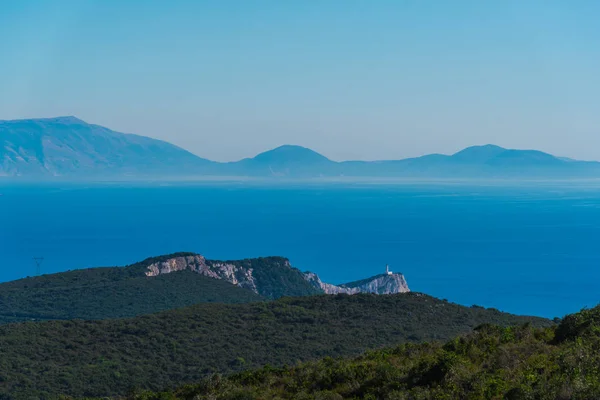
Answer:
xmin=2 ymin=180 xmax=600 ymax=318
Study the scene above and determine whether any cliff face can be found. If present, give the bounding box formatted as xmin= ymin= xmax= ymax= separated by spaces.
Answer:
xmin=145 ymin=255 xmax=259 ymax=294
xmin=145 ymin=254 xmax=410 ymax=298
xmin=304 ymin=272 xmax=410 ymax=295
xmin=302 ymin=272 xmax=360 ymax=295
xmin=340 ymin=273 xmax=410 ymax=295
xmin=143 ymin=254 xmax=320 ymax=299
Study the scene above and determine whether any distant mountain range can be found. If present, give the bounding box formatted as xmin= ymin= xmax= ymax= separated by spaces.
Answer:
xmin=2 ymin=116 xmax=599 ymax=178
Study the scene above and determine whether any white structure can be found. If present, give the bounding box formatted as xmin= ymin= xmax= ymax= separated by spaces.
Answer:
xmin=386 ymin=264 xmax=392 ymax=275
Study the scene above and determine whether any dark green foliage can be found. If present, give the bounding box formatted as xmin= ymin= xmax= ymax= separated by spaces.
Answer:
xmin=0 ymin=293 xmax=548 ymax=399
xmin=129 ymin=305 xmax=600 ymax=400
xmin=0 ymin=269 xmax=263 ymax=323
xmin=554 ymin=306 xmax=600 ymax=343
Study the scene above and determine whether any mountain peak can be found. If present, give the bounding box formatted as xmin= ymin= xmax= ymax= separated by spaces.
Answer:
xmin=453 ymin=144 xmax=506 ymax=155
xmin=0 ymin=116 xmax=88 ymax=125
xmin=451 ymin=144 xmax=507 ymax=162
xmin=251 ymin=145 xmax=332 ymax=165
xmin=253 ymin=145 xmax=330 ymax=161
xmin=449 ymin=144 xmax=565 ymax=167
xmin=0 ymin=117 xmax=211 ymax=177
xmin=45 ymin=116 xmax=87 ymax=124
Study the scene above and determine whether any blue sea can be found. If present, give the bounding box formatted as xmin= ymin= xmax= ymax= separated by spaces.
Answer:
xmin=2 ymin=180 xmax=600 ymax=319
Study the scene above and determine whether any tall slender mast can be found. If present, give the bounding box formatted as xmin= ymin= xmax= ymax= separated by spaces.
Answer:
xmin=33 ymin=257 xmax=44 ymax=276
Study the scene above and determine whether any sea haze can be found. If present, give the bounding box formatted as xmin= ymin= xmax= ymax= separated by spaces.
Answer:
xmin=1 ymin=181 xmax=599 ymax=319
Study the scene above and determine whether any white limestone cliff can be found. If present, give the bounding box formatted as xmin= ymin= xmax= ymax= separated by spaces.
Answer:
xmin=145 ymin=255 xmax=258 ymax=293
xmin=144 ymin=254 xmax=409 ymax=297
xmin=303 ymin=271 xmax=410 ymax=295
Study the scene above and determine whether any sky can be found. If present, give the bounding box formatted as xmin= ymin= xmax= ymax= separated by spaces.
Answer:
xmin=0 ymin=0 xmax=599 ymax=162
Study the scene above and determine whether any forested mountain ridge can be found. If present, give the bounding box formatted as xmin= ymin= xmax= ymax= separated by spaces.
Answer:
xmin=0 ymin=293 xmax=551 ymax=398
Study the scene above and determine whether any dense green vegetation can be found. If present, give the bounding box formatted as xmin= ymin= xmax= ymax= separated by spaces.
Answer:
xmin=0 ymin=252 xmax=323 ymax=324
xmin=126 ymin=306 xmax=600 ymax=400
xmin=0 ymin=293 xmax=549 ymax=399
xmin=0 ymin=269 xmax=263 ymax=324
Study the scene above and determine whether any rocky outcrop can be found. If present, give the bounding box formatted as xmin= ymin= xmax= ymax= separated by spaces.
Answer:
xmin=302 ymin=272 xmax=360 ymax=295
xmin=303 ymin=271 xmax=410 ymax=295
xmin=145 ymin=255 xmax=258 ymax=294
xmin=339 ymin=273 xmax=410 ymax=294
xmin=144 ymin=253 xmax=410 ymax=298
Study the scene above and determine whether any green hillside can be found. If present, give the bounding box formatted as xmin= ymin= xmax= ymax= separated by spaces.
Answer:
xmin=131 ymin=306 xmax=600 ymax=400
xmin=0 ymin=293 xmax=550 ymax=399
xmin=0 ymin=252 xmax=322 ymax=324
xmin=0 ymin=267 xmax=263 ymax=324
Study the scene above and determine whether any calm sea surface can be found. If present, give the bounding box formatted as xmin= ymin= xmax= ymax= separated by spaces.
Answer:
xmin=2 ymin=181 xmax=600 ymax=318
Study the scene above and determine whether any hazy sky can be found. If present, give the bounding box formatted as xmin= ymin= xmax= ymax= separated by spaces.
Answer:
xmin=0 ymin=1 xmax=599 ymax=161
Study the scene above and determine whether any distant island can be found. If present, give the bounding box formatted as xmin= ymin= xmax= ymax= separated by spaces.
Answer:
xmin=2 ymin=116 xmax=600 ymax=178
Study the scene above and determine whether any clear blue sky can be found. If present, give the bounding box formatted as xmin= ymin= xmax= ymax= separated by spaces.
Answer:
xmin=1 ymin=0 xmax=598 ymax=161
